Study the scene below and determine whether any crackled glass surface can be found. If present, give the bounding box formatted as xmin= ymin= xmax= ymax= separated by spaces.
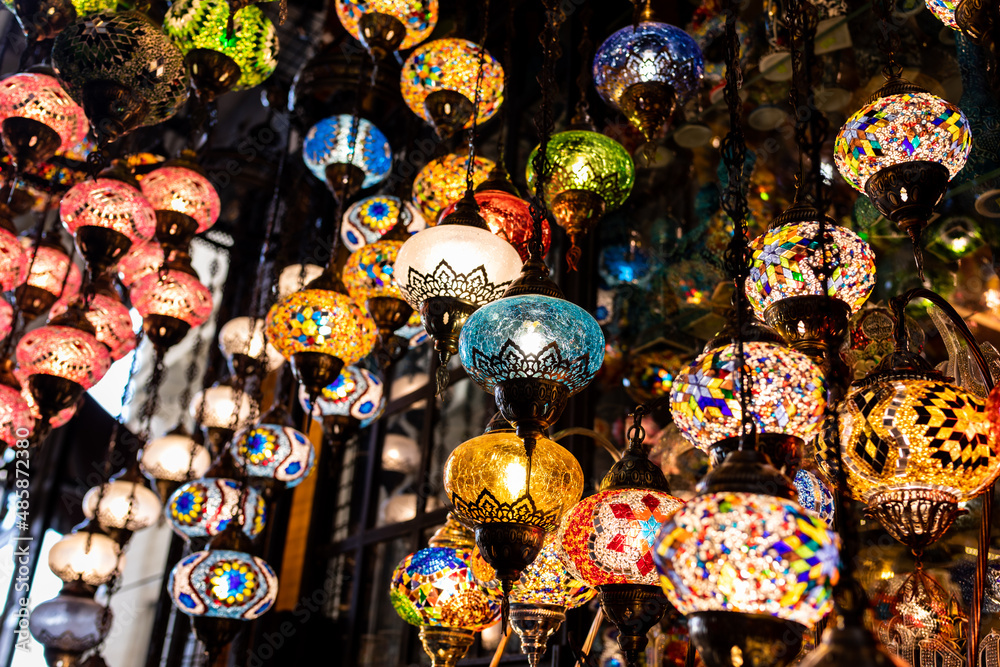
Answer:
xmin=439 ymin=190 xmax=550 ymax=262
xmin=472 ymin=538 xmax=593 ymax=609
xmin=653 ymin=491 xmax=840 ymax=628
xmin=394 ymin=224 xmax=522 ymax=310
xmin=17 ymin=324 xmax=111 ymax=389
xmin=299 ymin=364 xmax=385 ymax=426
xmin=170 ymin=549 xmax=277 ymax=619
xmin=264 ymin=288 xmax=376 ymax=365
xmin=0 ymin=72 xmax=88 ymax=150
xmin=593 ymin=21 xmax=704 ymax=111
xmin=233 ymin=423 xmax=316 ymax=488
xmin=834 ymin=91 xmax=972 ymax=192
xmin=0 ymin=228 xmax=26 ymax=292
xmin=51 ymin=293 xmax=136 ymax=361
xmin=0 ymin=382 xmax=33 ymax=447
xmin=140 ymin=434 xmax=211 ymax=482
xmin=218 ymin=317 xmax=284 ymax=372
xmin=342 ymin=195 xmax=426 ymax=252
xmin=20 ymin=237 xmax=82 ymax=303
xmin=444 ymin=433 xmax=583 ymax=530
xmin=302 ymin=115 xmax=392 ymax=189
xmin=164 ymin=0 xmax=279 ymax=91
xmin=925 ymin=0 xmax=958 ymax=29
xmin=48 ymin=530 xmax=122 ymax=585
xmin=555 ymin=488 xmax=683 ymax=587
xmin=390 ymin=545 xmax=500 ymax=630
xmin=60 ymin=178 xmax=157 ymax=242
xmin=794 ymin=469 xmax=836 ymax=527
xmin=190 ymin=385 xmax=258 ymax=430
xmin=400 ymin=38 xmax=504 ymax=129
xmin=411 ymin=153 xmax=494 ymax=222
xmin=526 ymin=131 xmax=634 ymax=211
xmin=167 ymin=477 xmax=266 ymax=540
xmin=841 ymin=377 xmax=997 ymax=502
xmin=670 ymin=341 xmax=827 ymax=452
xmin=117 ymin=241 xmax=163 ymax=287
xmin=83 ymin=479 xmax=162 ymax=530
xmin=459 ymin=295 xmax=605 ymax=395
xmin=277 ymin=263 xmax=324 ymax=300
xmin=140 ymin=166 xmax=221 ymax=233
xmin=747 ymin=220 xmax=876 ymax=317
xmin=343 ymin=239 xmax=404 ymax=301
xmin=52 ymin=11 xmax=190 ymax=128
xmin=131 ymin=269 xmax=213 ymax=327
xmin=335 ymin=0 xmax=437 ymax=50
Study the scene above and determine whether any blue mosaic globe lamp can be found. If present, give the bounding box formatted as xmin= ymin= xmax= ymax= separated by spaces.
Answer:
xmin=298 ymin=364 xmax=385 ymax=442
xmin=302 ymin=114 xmax=392 ymax=202
xmin=232 ymin=402 xmax=316 ymax=501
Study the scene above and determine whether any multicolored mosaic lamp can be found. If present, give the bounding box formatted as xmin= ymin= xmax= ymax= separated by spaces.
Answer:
xmin=164 ymin=0 xmax=278 ymax=97
xmin=50 ymin=280 xmax=136 ymax=361
xmin=0 ymin=72 xmax=88 ymax=171
xmin=925 ymin=0 xmax=960 ymax=30
xmin=48 ymin=520 xmax=122 ymax=586
xmin=51 ymin=11 xmax=190 ymax=144
xmin=411 ymin=152 xmax=495 ymax=223
xmin=166 ymin=474 xmax=267 ymax=549
xmin=131 ymin=268 xmax=213 ymax=350
xmin=334 ymin=0 xmax=437 ymax=58
xmin=555 ymin=417 xmax=684 ymax=667
xmin=593 ymin=19 xmax=705 ymax=142
xmin=525 ymin=130 xmax=634 ymax=270
xmin=341 ymin=195 xmax=426 ymax=253
xmin=140 ymin=425 xmax=212 ymax=501
xmin=438 ymin=190 xmax=551 ymax=262
xmin=17 ymin=231 xmax=82 ymax=320
xmin=443 ymin=415 xmax=583 ymax=621
xmin=390 ymin=515 xmax=500 ymax=667
xmin=218 ymin=316 xmax=285 ymax=378
xmin=400 ymin=38 xmax=504 ymax=138
xmin=302 ymin=115 xmax=392 ymax=202
xmin=232 ymin=404 xmax=316 ymax=499
xmin=82 ymin=465 xmax=163 ymax=544
xmin=298 ymin=364 xmax=385 ymax=441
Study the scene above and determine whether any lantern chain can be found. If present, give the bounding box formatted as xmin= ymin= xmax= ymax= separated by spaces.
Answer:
xmin=873 ymin=0 xmax=903 ymax=79
xmin=463 ymin=0 xmax=491 ymax=195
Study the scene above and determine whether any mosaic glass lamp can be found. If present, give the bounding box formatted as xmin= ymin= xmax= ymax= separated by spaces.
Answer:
xmin=593 ymin=20 xmax=705 ymax=142
xmin=265 ymin=268 xmax=377 ymax=401
xmin=302 ymin=115 xmax=392 ymax=201
xmin=834 ymin=78 xmax=972 ymax=251
xmin=747 ymin=202 xmax=877 ymax=362
xmin=439 ymin=190 xmax=551 ymax=262
xmin=29 ymin=583 xmax=113 ymax=667
xmin=116 ymin=241 xmax=163 ymax=288
xmin=232 ymin=405 xmax=316 ymax=498
xmin=794 ymin=469 xmax=836 ymax=528
xmin=166 ymin=476 xmax=266 ymax=548
xmin=50 ymin=282 xmax=136 ymax=361
xmin=555 ymin=422 xmax=684 ymax=667
xmin=622 ymin=343 xmax=686 ymax=404
xmin=444 ymin=415 xmax=584 ymax=613
xmin=390 ymin=515 xmax=500 ymax=667
xmin=163 ymin=0 xmax=279 ymax=97
xmin=17 ymin=231 xmax=82 ymax=320
xmin=0 ymin=72 xmax=88 ymax=171
xmin=0 ymin=369 xmax=34 ymax=450
xmin=60 ymin=164 xmax=157 ymax=276
xmin=140 ymin=162 xmax=221 ymax=234
xmin=341 ymin=195 xmax=426 ymax=252
xmin=140 ymin=425 xmax=212 ymax=501
xmin=0 ymin=297 xmax=10 ymax=341
xmin=0 ymin=207 xmax=27 ymax=292
xmin=51 ymin=11 xmax=190 ymax=144
xmin=82 ymin=465 xmax=162 ymax=544
xmin=334 ymin=0 xmax=437 ymax=58
xmin=400 ymin=38 xmax=504 ymax=138
xmin=412 ymin=153 xmax=494 ymax=223
xmin=925 ymin=0 xmax=959 ymax=30
xmin=298 ymin=364 xmax=385 ymax=440
xmin=130 ymin=268 xmax=213 ymax=350
xmin=48 ymin=521 xmax=122 ymax=585
xmin=525 ymin=130 xmax=634 ymax=270
xmin=218 ymin=316 xmax=285 ymax=378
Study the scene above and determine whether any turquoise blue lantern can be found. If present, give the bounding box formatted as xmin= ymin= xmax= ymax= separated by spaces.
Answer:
xmin=302 ymin=115 xmax=392 ymax=199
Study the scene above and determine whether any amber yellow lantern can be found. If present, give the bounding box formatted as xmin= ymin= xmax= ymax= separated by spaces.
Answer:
xmin=334 ymin=0 xmax=437 ymax=58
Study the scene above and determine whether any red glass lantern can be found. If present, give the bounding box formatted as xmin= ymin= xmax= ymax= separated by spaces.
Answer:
xmin=0 ymin=360 xmax=33 ymax=448
xmin=50 ymin=280 xmax=136 ymax=361
xmin=140 ymin=162 xmax=221 ymax=233
xmin=0 ymin=72 xmax=88 ymax=171
xmin=117 ymin=241 xmax=164 ymax=288
xmin=17 ymin=231 xmax=82 ymax=320
xmin=131 ymin=269 xmax=213 ymax=350
xmin=0 ymin=206 xmax=27 ymax=292
xmin=438 ymin=190 xmax=550 ymax=262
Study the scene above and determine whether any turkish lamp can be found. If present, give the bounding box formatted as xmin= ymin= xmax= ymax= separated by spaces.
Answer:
xmin=747 ymin=201 xmax=876 ymax=366
xmin=302 ymin=115 xmax=392 ymax=203
xmin=190 ymin=381 xmax=259 ymax=452
xmin=592 ymin=19 xmax=705 ymax=143
xmin=16 ymin=229 xmax=82 ymax=320
xmin=277 ymin=263 xmax=324 ymax=299
xmin=443 ymin=414 xmax=583 ymax=627
xmin=525 ymin=130 xmax=634 ymax=270
xmin=50 ymin=276 xmax=137 ymax=361
xmin=232 ymin=403 xmax=316 ymax=502
xmin=140 ymin=157 xmax=222 ymax=235
xmin=411 ymin=152 xmax=494 ymax=223
xmin=652 ymin=449 xmax=841 ymax=667
xmin=82 ymin=464 xmax=163 ymax=545
xmin=440 ymin=189 xmax=551 ymax=262
xmin=834 ymin=77 xmax=972 ymax=272
xmin=140 ymin=423 xmax=212 ymax=501
xmin=554 ymin=422 xmax=684 ymax=667
xmin=0 ymin=359 xmax=34 ymax=449
xmin=400 ymin=38 xmax=504 ymax=139
xmin=117 ymin=241 xmax=164 ymax=288
xmin=298 ymin=364 xmax=386 ymax=444
xmin=0 ymin=204 xmax=27 ymax=292
xmin=394 ymin=191 xmax=522 ymax=390
xmin=0 ymin=72 xmax=87 ymax=172
xmin=390 ymin=515 xmax=501 ymax=667
xmin=48 ymin=519 xmax=122 ymax=587
xmin=218 ymin=316 xmax=284 ymax=379
xmin=334 ymin=0 xmax=438 ymax=58
xmin=341 ymin=195 xmax=427 ymax=252
xmin=29 ymin=582 xmax=113 ymax=667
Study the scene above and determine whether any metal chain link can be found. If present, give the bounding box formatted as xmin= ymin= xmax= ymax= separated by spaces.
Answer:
xmin=463 ymin=0 xmax=492 ymax=193
xmin=873 ymin=0 xmax=903 ymax=79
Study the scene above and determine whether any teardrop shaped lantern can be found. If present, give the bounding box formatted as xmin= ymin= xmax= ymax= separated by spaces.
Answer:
xmin=0 ymin=72 xmax=88 ymax=171
xmin=16 ymin=230 xmax=82 ymax=320
xmin=302 ymin=115 xmax=392 ymax=203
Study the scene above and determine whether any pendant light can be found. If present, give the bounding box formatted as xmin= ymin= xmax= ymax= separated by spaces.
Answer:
xmin=48 ymin=519 xmax=122 ymax=587
xmin=411 ymin=152 xmax=494 ymax=223
xmin=0 ymin=359 xmax=34 ymax=449
xmin=189 ymin=380 xmax=259 ymax=452
xmin=233 ymin=400 xmax=316 ymax=501
xmin=140 ymin=157 xmax=222 ymax=235
xmin=29 ymin=582 xmax=112 ymax=667
xmin=0 ymin=205 xmax=27 ymax=292
xmin=439 ymin=189 xmax=551 ymax=262
xmin=341 ymin=195 xmax=426 ymax=252
xmin=117 ymin=241 xmax=164 ymax=288
xmin=302 ymin=115 xmax=392 ymax=202
xmin=16 ymin=230 xmax=82 ymax=321
xmin=0 ymin=72 xmax=88 ymax=172
xmin=49 ymin=279 xmax=136 ymax=361
xmin=140 ymin=425 xmax=212 ymax=502
xmin=82 ymin=464 xmax=163 ymax=545
xmin=298 ymin=364 xmax=385 ymax=443
xmin=334 ymin=0 xmax=438 ymax=59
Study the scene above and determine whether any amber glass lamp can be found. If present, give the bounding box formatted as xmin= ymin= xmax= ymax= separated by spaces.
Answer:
xmin=334 ymin=0 xmax=437 ymax=58
xmin=411 ymin=152 xmax=494 ymax=223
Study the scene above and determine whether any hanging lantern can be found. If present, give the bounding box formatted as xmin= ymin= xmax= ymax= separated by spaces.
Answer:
xmin=593 ymin=20 xmax=705 ymax=142
xmin=189 ymin=382 xmax=259 ymax=451
xmin=49 ymin=281 xmax=136 ymax=361
xmin=29 ymin=583 xmax=112 ymax=667
xmin=395 ymin=192 xmax=522 ymax=387
xmin=834 ymin=79 xmax=972 ymax=252
xmin=17 ymin=231 xmax=82 ymax=320
xmin=116 ymin=241 xmax=164 ymax=288
xmin=747 ymin=202 xmax=876 ymax=363
xmin=233 ymin=404 xmax=316 ymax=500
xmin=794 ymin=469 xmax=836 ymax=528
xmin=51 ymin=11 xmax=190 ymax=145
xmin=390 ymin=516 xmax=500 ymax=667
xmin=439 ymin=190 xmax=551 ymax=261
xmin=16 ymin=305 xmax=111 ymax=422
xmin=302 ymin=115 xmax=392 ymax=202
xmin=443 ymin=415 xmax=584 ymax=616
xmin=218 ymin=316 xmax=285 ymax=378
xmin=653 ymin=450 xmax=840 ymax=667
xmin=166 ymin=474 xmax=267 ymax=549
xmin=334 ymin=0 xmax=437 ymax=58
xmin=140 ymin=425 xmax=212 ymax=501
xmin=925 ymin=0 xmax=960 ymax=29
xmin=48 ymin=520 xmax=123 ymax=586
xmin=400 ymin=38 xmax=504 ymax=139
xmin=0 ymin=206 xmax=27 ymax=292
xmin=341 ymin=195 xmax=427 ymax=253
xmin=555 ymin=423 xmax=684 ymax=667
xmin=131 ymin=269 xmax=213 ymax=350
xmin=411 ymin=153 xmax=494 ymax=223
xmin=0 ymin=363 xmax=34 ymax=449
xmin=622 ymin=343 xmax=686 ymax=404
xmin=0 ymin=297 xmax=11 ymax=341
xmin=526 ymin=130 xmax=634 ymax=270
xmin=0 ymin=72 xmax=88 ymax=171
xmin=164 ymin=0 xmax=279 ymax=98
xmin=298 ymin=364 xmax=385 ymax=441
xmin=277 ymin=263 xmax=324 ymax=300
xmin=83 ymin=465 xmax=163 ymax=544
xmin=140 ymin=160 xmax=222 ymax=234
